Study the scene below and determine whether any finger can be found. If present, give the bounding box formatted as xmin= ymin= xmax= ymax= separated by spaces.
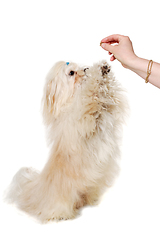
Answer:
xmin=110 ymin=55 xmax=116 ymax=61
xmin=101 ymin=34 xmax=122 ymax=43
xmin=101 ymin=40 xmax=118 ymax=45
xmin=100 ymin=43 xmax=114 ymax=53
xmin=103 ymin=41 xmax=118 ymax=45
xmin=101 ymin=34 xmax=124 ymax=44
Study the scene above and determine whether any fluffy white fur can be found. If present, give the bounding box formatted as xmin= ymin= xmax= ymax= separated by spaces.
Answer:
xmin=6 ymin=61 xmax=128 ymax=222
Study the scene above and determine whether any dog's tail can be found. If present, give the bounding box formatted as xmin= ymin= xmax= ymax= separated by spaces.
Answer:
xmin=4 ymin=166 xmax=63 ymax=222
xmin=5 ymin=167 xmax=40 ymax=212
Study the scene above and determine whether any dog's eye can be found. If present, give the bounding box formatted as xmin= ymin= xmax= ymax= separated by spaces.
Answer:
xmin=69 ymin=71 xmax=75 ymax=76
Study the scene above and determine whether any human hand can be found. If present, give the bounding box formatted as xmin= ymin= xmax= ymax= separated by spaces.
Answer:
xmin=100 ymin=34 xmax=137 ymax=69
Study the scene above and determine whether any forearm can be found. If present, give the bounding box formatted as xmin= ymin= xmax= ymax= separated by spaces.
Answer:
xmin=126 ymin=57 xmax=160 ymax=88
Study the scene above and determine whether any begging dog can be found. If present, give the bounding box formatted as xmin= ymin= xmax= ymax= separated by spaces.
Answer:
xmin=6 ymin=61 xmax=128 ymax=222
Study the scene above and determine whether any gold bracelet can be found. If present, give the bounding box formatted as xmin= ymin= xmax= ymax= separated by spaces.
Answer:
xmin=145 ymin=60 xmax=153 ymax=83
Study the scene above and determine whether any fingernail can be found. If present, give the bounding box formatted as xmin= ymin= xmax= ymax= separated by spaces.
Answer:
xmin=100 ymin=43 xmax=105 ymax=48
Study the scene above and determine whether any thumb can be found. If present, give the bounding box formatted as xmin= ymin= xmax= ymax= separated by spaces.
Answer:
xmin=100 ymin=43 xmax=114 ymax=53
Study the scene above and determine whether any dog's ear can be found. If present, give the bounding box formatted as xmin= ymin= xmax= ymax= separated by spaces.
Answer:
xmin=45 ymin=80 xmax=56 ymax=112
xmin=42 ymin=76 xmax=60 ymax=125
xmin=42 ymin=62 xmax=60 ymax=125
xmin=42 ymin=61 xmax=72 ymax=124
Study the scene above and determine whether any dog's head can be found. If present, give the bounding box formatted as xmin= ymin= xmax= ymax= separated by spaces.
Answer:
xmin=42 ymin=61 xmax=85 ymax=123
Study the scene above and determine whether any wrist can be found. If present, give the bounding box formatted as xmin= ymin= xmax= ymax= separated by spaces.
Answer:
xmin=125 ymin=56 xmax=152 ymax=81
xmin=124 ymin=55 xmax=140 ymax=71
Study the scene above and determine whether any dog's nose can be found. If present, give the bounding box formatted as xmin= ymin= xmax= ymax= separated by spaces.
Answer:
xmin=83 ymin=68 xmax=89 ymax=76
xmin=84 ymin=68 xmax=89 ymax=72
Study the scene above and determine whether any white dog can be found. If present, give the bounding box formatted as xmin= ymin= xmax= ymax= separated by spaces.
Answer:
xmin=6 ymin=61 xmax=128 ymax=222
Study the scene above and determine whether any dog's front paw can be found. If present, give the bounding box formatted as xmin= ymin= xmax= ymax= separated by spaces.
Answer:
xmin=101 ymin=64 xmax=110 ymax=76
xmin=47 ymin=216 xmax=70 ymax=222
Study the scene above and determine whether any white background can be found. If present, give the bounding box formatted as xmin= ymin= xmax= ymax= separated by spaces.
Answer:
xmin=0 ymin=0 xmax=160 ymax=239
